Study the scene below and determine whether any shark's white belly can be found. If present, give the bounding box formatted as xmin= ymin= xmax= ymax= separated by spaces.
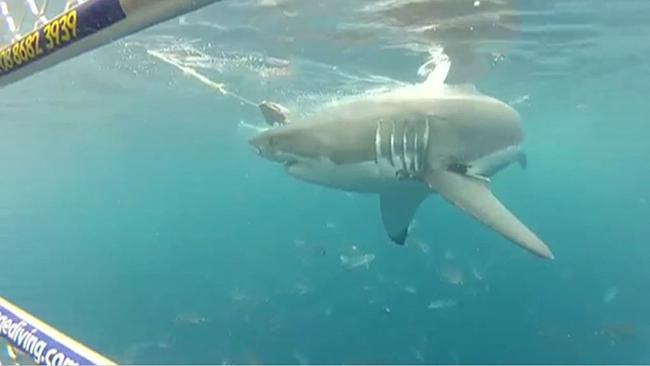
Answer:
xmin=286 ymin=159 xmax=425 ymax=193
xmin=286 ymin=144 xmax=524 ymax=193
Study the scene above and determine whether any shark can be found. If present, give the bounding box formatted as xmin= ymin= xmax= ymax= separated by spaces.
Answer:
xmin=249 ymin=62 xmax=553 ymax=259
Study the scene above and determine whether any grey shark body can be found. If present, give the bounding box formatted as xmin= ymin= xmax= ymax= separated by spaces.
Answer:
xmin=249 ymin=77 xmax=552 ymax=259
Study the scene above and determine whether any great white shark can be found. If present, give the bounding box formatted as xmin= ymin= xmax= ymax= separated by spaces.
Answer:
xmin=249 ymin=62 xmax=553 ymax=259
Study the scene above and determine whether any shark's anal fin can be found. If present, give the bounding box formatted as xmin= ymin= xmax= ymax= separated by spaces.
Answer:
xmin=424 ymin=170 xmax=554 ymax=259
xmin=379 ymin=187 xmax=429 ymax=246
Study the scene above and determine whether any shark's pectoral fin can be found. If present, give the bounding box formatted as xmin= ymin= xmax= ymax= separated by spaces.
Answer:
xmin=423 ymin=170 xmax=554 ymax=259
xmin=379 ymin=187 xmax=429 ymax=246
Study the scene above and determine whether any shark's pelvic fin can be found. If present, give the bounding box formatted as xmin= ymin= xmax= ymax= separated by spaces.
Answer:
xmin=423 ymin=170 xmax=554 ymax=259
xmin=379 ymin=187 xmax=429 ymax=246
xmin=518 ymin=152 xmax=528 ymax=170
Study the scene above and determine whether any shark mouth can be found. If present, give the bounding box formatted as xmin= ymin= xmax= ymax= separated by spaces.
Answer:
xmin=284 ymin=160 xmax=298 ymax=169
xmin=374 ymin=118 xmax=430 ymax=179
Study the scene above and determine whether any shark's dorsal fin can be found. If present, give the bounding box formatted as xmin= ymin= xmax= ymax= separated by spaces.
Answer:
xmin=420 ymin=59 xmax=481 ymax=97
xmin=379 ymin=186 xmax=430 ymax=245
xmin=422 ymin=58 xmax=451 ymax=89
xmin=424 ymin=170 xmax=554 ymax=259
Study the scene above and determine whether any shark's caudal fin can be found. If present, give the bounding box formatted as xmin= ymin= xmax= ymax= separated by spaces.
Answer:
xmin=424 ymin=170 xmax=554 ymax=259
xmin=379 ymin=187 xmax=429 ymax=245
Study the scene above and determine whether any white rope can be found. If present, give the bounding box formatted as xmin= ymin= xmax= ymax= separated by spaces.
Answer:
xmin=147 ymin=48 xmax=259 ymax=108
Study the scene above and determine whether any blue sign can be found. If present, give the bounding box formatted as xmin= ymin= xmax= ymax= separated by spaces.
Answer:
xmin=0 ymin=0 xmax=127 ymax=78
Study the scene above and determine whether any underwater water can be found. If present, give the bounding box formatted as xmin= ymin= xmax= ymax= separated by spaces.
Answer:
xmin=1 ymin=0 xmax=650 ymax=364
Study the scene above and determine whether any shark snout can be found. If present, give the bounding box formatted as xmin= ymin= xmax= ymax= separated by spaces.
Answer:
xmin=248 ymin=135 xmax=265 ymax=156
xmin=248 ymin=133 xmax=288 ymax=163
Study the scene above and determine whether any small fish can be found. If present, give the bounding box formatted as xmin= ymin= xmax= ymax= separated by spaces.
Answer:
xmin=509 ymin=95 xmax=530 ymax=106
xmin=340 ymin=253 xmax=376 ymax=269
xmin=292 ymin=351 xmax=309 ymax=365
xmin=404 ymin=285 xmax=417 ymax=294
xmin=230 ymin=288 xmax=248 ymax=302
xmin=174 ymin=312 xmax=210 ymax=326
xmin=293 ymin=282 xmax=314 ymax=296
xmin=471 ymin=266 xmax=484 ymax=281
xmin=427 ymin=299 xmax=457 ymax=310
xmin=413 ymin=239 xmax=431 ymax=254
xmin=324 ymin=306 xmax=333 ymax=317
xmin=603 ymin=287 xmax=618 ymax=304
xmin=411 ymin=347 xmax=425 ymax=362
xmin=595 ymin=324 xmax=638 ymax=345
xmin=439 ymin=265 xmax=464 ymax=286
xmin=444 ymin=250 xmax=456 ymax=260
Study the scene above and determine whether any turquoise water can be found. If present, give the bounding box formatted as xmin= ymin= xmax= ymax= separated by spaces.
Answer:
xmin=1 ymin=0 xmax=649 ymax=364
